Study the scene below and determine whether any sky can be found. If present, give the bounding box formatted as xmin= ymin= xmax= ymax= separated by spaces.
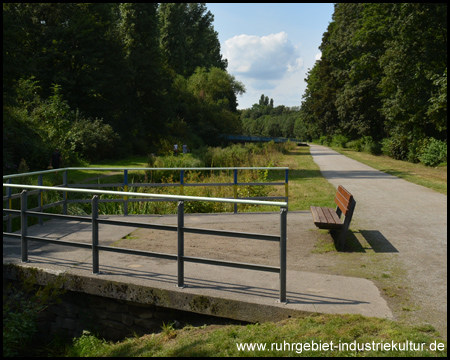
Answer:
xmin=205 ymin=3 xmax=335 ymax=110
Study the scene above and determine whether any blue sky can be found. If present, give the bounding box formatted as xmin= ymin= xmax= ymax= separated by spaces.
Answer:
xmin=205 ymin=3 xmax=335 ymax=109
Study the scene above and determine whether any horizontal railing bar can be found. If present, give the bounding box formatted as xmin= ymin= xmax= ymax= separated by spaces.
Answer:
xmin=67 ymin=183 xmax=123 ymax=188
xmin=3 ymin=166 xmax=289 ymax=180
xmin=96 ymin=218 xmax=178 ymax=232
xmin=126 ymin=198 xmax=177 ymax=203
xmin=240 ymin=182 xmax=284 ymax=186
xmin=96 ymin=245 xmax=177 ymax=261
xmin=67 ymin=182 xmax=285 ymax=189
xmin=3 ymin=184 xmax=287 ymax=207
xmin=3 ymin=232 xmax=20 ymax=238
xmin=69 ymin=167 xmax=289 ymax=171
xmin=129 ymin=183 xmax=179 ymax=188
xmin=183 ymin=227 xmax=280 ymax=242
xmin=181 ymin=182 xmax=234 ymax=187
xmin=1 ymin=231 xmax=282 ymax=273
xmin=183 ymin=255 xmax=280 ymax=273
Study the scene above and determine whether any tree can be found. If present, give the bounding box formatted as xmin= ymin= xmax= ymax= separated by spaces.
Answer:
xmin=119 ymin=3 xmax=171 ymax=150
xmin=185 ymin=67 xmax=245 ymax=139
xmin=379 ymin=3 xmax=447 ymax=140
xmin=159 ymin=3 xmax=227 ymax=77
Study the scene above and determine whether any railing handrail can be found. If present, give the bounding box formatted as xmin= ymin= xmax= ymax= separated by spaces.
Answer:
xmin=3 ymin=188 xmax=288 ymax=302
xmin=3 ymin=183 xmax=287 ymax=207
xmin=3 ymin=166 xmax=289 ymax=180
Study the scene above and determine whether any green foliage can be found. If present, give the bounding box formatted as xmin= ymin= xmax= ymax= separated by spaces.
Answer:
xmin=301 ymin=3 xmax=447 ymax=164
xmin=158 ymin=3 xmax=227 ymax=77
xmin=381 ymin=135 xmax=409 ymax=160
xmin=331 ymin=134 xmax=350 ymax=148
xmin=3 ymin=3 xmax=243 ymax=167
xmin=3 ymin=78 xmax=121 ymax=172
xmin=66 ymin=330 xmax=109 ymax=357
xmin=62 ymin=314 xmax=447 ymax=357
xmin=3 ymin=274 xmax=66 ymax=357
xmin=418 ymin=138 xmax=447 ymax=167
xmin=241 ymin=100 xmax=303 ymax=139
xmin=347 ymin=136 xmax=382 ymax=155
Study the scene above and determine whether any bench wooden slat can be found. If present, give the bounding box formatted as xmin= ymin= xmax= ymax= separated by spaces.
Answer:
xmin=310 ymin=206 xmax=343 ymax=230
xmin=335 ymin=186 xmax=353 ymax=216
xmin=338 ymin=185 xmax=352 ymax=201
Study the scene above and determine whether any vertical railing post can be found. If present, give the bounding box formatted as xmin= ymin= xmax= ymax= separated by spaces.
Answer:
xmin=285 ymin=169 xmax=289 ymax=210
xmin=279 ymin=206 xmax=287 ymax=303
xmin=7 ymin=179 xmax=12 ymax=232
xmin=92 ymin=195 xmax=100 ymax=274
xmin=180 ymin=170 xmax=184 ymax=195
xmin=233 ymin=169 xmax=238 ymax=214
xmin=21 ymin=190 xmax=28 ymax=262
xmin=38 ymin=174 xmax=43 ymax=225
xmin=177 ymin=200 xmax=185 ymax=288
xmin=123 ymin=169 xmax=128 ymax=216
xmin=63 ymin=170 xmax=68 ymax=215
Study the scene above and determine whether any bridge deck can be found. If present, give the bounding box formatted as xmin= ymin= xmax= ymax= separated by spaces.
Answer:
xmin=3 ymin=212 xmax=392 ymax=323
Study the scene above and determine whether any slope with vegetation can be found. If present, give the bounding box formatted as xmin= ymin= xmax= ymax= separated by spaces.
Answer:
xmin=3 ymin=3 xmax=245 ymax=174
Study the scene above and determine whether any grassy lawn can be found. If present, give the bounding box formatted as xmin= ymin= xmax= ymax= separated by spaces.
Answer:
xmin=65 ymin=314 xmax=446 ymax=357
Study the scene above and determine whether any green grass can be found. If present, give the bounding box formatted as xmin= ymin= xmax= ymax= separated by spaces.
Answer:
xmin=328 ymin=146 xmax=447 ymax=195
xmin=63 ymin=314 xmax=446 ymax=357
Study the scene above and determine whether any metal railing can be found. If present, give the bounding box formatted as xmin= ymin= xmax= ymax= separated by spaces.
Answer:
xmin=3 ymin=166 xmax=289 ymax=218
xmin=3 ymin=182 xmax=288 ymax=302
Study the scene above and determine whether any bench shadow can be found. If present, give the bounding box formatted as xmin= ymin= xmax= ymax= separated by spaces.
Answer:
xmin=332 ymin=230 xmax=398 ymax=253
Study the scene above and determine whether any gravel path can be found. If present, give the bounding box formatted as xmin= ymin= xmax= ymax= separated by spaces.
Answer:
xmin=309 ymin=144 xmax=447 ymax=338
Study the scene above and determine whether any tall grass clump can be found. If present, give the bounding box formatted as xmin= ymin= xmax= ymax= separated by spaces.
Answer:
xmin=197 ymin=141 xmax=293 ymax=168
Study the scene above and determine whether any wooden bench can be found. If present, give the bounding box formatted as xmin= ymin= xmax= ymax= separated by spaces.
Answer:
xmin=310 ymin=185 xmax=356 ymax=249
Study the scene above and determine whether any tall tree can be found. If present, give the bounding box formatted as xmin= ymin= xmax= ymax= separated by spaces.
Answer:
xmin=119 ymin=3 xmax=171 ymax=150
xmin=379 ymin=3 xmax=447 ymax=140
xmin=159 ymin=3 xmax=227 ymax=77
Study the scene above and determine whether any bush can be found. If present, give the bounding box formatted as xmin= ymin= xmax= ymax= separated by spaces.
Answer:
xmin=418 ymin=138 xmax=447 ymax=167
xmin=318 ymin=135 xmax=332 ymax=146
xmin=3 ymin=274 xmax=66 ymax=357
xmin=331 ymin=134 xmax=349 ymax=148
xmin=381 ymin=135 xmax=409 ymax=160
xmin=406 ymin=137 xmax=428 ymax=163
xmin=362 ymin=136 xmax=382 ymax=155
xmin=347 ymin=138 xmax=364 ymax=152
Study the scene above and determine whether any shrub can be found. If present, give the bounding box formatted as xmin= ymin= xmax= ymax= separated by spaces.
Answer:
xmin=347 ymin=139 xmax=364 ymax=152
xmin=331 ymin=134 xmax=349 ymax=148
xmin=362 ymin=136 xmax=382 ymax=155
xmin=418 ymin=138 xmax=447 ymax=167
xmin=406 ymin=137 xmax=428 ymax=163
xmin=318 ymin=135 xmax=331 ymax=146
xmin=3 ymin=274 xmax=66 ymax=356
xmin=381 ymin=135 xmax=409 ymax=160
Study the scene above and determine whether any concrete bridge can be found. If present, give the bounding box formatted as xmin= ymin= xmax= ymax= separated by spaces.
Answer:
xmin=3 ymin=210 xmax=392 ymax=341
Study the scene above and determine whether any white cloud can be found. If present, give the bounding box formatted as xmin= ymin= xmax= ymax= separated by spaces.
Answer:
xmin=223 ymin=31 xmax=303 ymax=82
xmin=315 ymin=52 xmax=322 ymax=61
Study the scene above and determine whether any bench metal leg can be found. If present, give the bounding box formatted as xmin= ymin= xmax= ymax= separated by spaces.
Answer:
xmin=338 ymin=200 xmax=356 ymax=249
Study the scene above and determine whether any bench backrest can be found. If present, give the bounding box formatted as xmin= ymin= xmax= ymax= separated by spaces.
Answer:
xmin=334 ymin=185 xmax=354 ymax=216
